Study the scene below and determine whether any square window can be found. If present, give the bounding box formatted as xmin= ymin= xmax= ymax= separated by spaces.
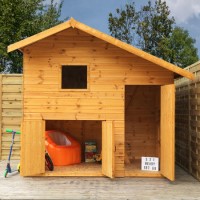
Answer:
xmin=61 ymin=65 xmax=87 ymax=89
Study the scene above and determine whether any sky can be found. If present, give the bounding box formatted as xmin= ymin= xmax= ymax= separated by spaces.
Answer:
xmin=48 ymin=0 xmax=200 ymax=58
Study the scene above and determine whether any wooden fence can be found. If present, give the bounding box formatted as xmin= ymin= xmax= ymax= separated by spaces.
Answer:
xmin=175 ymin=61 xmax=200 ymax=181
xmin=0 ymin=74 xmax=22 ymax=160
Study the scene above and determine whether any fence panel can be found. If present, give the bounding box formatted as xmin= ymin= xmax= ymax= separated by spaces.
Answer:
xmin=175 ymin=61 xmax=200 ymax=181
xmin=0 ymin=74 xmax=22 ymax=160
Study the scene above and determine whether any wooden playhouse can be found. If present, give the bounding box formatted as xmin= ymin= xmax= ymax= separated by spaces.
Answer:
xmin=8 ymin=18 xmax=193 ymax=180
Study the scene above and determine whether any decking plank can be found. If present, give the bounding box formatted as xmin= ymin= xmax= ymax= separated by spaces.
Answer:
xmin=0 ymin=160 xmax=199 ymax=200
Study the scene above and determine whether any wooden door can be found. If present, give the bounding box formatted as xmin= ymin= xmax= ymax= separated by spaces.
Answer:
xmin=160 ymin=84 xmax=175 ymax=181
xmin=21 ymin=120 xmax=45 ymax=176
xmin=102 ymin=121 xmax=115 ymax=178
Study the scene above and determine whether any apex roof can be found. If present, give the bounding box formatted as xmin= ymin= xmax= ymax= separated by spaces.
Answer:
xmin=8 ymin=18 xmax=194 ymax=80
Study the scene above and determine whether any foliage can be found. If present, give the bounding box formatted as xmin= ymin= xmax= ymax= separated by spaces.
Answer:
xmin=108 ymin=3 xmax=138 ymax=44
xmin=137 ymin=0 xmax=175 ymax=58
xmin=159 ymin=27 xmax=199 ymax=68
xmin=0 ymin=0 xmax=64 ymax=73
xmin=108 ymin=0 xmax=199 ymax=68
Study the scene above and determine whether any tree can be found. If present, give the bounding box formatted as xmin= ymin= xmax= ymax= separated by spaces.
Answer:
xmin=0 ymin=0 xmax=64 ymax=73
xmin=159 ymin=27 xmax=199 ymax=68
xmin=108 ymin=3 xmax=138 ymax=44
xmin=137 ymin=0 xmax=175 ymax=57
xmin=108 ymin=0 xmax=199 ymax=68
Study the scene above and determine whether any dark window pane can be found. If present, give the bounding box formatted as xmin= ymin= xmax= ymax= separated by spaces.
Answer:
xmin=62 ymin=65 xmax=87 ymax=89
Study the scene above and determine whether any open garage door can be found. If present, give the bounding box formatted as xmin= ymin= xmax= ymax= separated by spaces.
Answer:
xmin=102 ymin=121 xmax=115 ymax=178
xmin=160 ymin=84 xmax=175 ymax=181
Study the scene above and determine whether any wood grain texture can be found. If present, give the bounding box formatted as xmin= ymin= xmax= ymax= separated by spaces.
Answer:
xmin=125 ymin=159 xmax=161 ymax=177
xmin=0 ymin=160 xmax=199 ymax=200
xmin=21 ymin=120 xmax=45 ymax=176
xmin=8 ymin=18 xmax=194 ymax=80
xmin=0 ymin=75 xmax=2 ymax=159
xmin=42 ymin=163 xmax=103 ymax=177
xmin=7 ymin=20 xmax=71 ymax=52
xmin=102 ymin=121 xmax=115 ymax=178
xmin=125 ymin=86 xmax=160 ymax=163
xmin=161 ymin=84 xmax=175 ymax=181
xmin=0 ymin=75 xmax=22 ymax=160
xmin=20 ymin=27 xmax=174 ymax=178
xmin=22 ymin=27 xmax=173 ymax=123
xmin=175 ymin=61 xmax=200 ymax=181
xmin=8 ymin=25 xmax=178 ymax=179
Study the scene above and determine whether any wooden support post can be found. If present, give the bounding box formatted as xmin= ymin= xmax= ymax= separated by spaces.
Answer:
xmin=21 ymin=120 xmax=45 ymax=176
xmin=188 ymin=77 xmax=191 ymax=175
xmin=102 ymin=120 xmax=115 ymax=178
xmin=160 ymin=84 xmax=175 ymax=181
xmin=0 ymin=75 xmax=2 ymax=160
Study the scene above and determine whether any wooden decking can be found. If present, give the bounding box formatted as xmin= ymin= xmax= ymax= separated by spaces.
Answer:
xmin=125 ymin=161 xmax=162 ymax=177
xmin=0 ymin=160 xmax=200 ymax=200
xmin=43 ymin=162 xmax=103 ymax=177
xmin=43 ymin=159 xmax=161 ymax=177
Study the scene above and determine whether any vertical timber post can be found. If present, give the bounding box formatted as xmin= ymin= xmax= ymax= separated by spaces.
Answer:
xmin=0 ymin=75 xmax=2 ymax=160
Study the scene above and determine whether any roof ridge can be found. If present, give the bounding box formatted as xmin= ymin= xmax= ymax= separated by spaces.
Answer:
xmin=7 ymin=18 xmax=194 ymax=80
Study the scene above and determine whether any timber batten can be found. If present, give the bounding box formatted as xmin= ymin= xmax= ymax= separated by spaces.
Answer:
xmin=7 ymin=18 xmax=192 ymax=179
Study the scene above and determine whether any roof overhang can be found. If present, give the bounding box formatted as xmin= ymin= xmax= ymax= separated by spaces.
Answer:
xmin=7 ymin=18 xmax=194 ymax=80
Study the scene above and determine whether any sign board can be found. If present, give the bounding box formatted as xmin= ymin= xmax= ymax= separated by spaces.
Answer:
xmin=141 ymin=157 xmax=159 ymax=171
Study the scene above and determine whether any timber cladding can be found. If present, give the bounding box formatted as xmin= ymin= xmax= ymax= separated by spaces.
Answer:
xmin=125 ymin=85 xmax=160 ymax=162
xmin=175 ymin=61 xmax=200 ymax=181
xmin=21 ymin=27 xmax=174 ymax=177
xmin=7 ymin=18 xmax=194 ymax=179
xmin=0 ymin=74 xmax=22 ymax=160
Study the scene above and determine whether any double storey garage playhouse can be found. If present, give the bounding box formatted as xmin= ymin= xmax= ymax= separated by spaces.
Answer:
xmin=8 ymin=18 xmax=194 ymax=181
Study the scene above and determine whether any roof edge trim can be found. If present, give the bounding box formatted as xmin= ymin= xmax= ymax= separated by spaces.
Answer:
xmin=7 ymin=19 xmax=73 ymax=53
xmin=72 ymin=20 xmax=194 ymax=80
xmin=7 ymin=18 xmax=194 ymax=80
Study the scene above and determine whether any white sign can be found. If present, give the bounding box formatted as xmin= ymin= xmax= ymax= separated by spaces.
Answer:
xmin=141 ymin=157 xmax=159 ymax=171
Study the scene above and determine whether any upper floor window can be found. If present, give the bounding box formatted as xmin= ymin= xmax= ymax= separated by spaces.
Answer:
xmin=61 ymin=65 xmax=87 ymax=89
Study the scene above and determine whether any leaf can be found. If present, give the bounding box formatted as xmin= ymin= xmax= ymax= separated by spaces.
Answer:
xmin=108 ymin=0 xmax=198 ymax=67
xmin=0 ymin=0 xmax=66 ymax=73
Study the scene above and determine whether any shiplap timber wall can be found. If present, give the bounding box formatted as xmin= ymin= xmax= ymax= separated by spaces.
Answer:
xmin=22 ymin=27 xmax=174 ymax=177
xmin=0 ymin=74 xmax=22 ymax=160
xmin=125 ymin=86 xmax=160 ymax=163
xmin=175 ymin=61 xmax=200 ymax=181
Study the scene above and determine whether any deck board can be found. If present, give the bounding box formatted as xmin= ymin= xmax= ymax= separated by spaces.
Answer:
xmin=125 ymin=160 xmax=162 ymax=177
xmin=42 ymin=159 xmax=161 ymax=177
xmin=0 ymin=160 xmax=200 ymax=200
xmin=43 ymin=162 xmax=103 ymax=176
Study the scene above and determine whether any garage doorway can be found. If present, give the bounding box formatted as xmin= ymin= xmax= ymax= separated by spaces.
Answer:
xmin=45 ymin=120 xmax=102 ymax=176
xmin=125 ymin=85 xmax=161 ymax=177
xmin=44 ymin=120 xmax=114 ymax=178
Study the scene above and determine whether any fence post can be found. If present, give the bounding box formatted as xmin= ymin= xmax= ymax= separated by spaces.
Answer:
xmin=0 ymin=75 xmax=2 ymax=160
xmin=188 ymin=75 xmax=191 ymax=175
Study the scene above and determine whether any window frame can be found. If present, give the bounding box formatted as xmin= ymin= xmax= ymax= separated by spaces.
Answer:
xmin=59 ymin=64 xmax=90 ymax=91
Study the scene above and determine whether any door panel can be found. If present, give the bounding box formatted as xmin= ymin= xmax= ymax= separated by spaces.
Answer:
xmin=160 ymin=84 xmax=175 ymax=181
xmin=102 ymin=121 xmax=115 ymax=178
xmin=21 ymin=120 xmax=45 ymax=176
